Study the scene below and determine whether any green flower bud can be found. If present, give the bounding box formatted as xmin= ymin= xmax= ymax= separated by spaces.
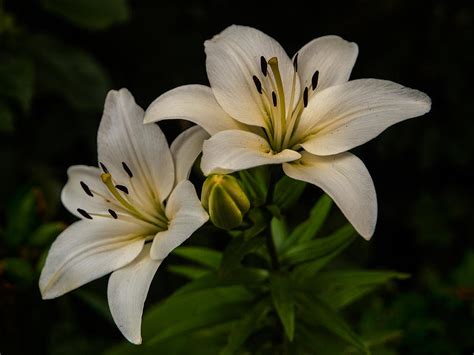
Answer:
xmin=201 ymin=174 xmax=251 ymax=230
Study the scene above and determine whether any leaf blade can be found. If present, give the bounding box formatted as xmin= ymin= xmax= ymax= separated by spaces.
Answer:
xmin=270 ymin=273 xmax=295 ymax=341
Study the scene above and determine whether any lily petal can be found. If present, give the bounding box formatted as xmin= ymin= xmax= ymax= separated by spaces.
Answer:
xmin=108 ymin=244 xmax=161 ymax=345
xmin=201 ymin=130 xmax=301 ymax=175
xmin=205 ymin=25 xmax=299 ymax=126
xmin=39 ymin=219 xmax=151 ymax=299
xmin=150 ymin=181 xmax=208 ymax=260
xmin=283 ymin=152 xmax=377 ymax=239
xmin=297 ymin=79 xmax=431 ymax=155
xmin=295 ymin=35 xmax=358 ymax=92
xmin=170 ymin=125 xmax=210 ymax=185
xmin=98 ymin=89 xmax=175 ymax=209
xmin=61 ymin=165 xmax=121 ymax=219
xmin=144 ymin=85 xmax=244 ymax=135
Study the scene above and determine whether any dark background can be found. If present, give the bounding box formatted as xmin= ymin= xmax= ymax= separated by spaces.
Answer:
xmin=0 ymin=0 xmax=472 ymax=354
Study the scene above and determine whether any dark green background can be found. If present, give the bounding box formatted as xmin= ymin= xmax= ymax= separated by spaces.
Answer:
xmin=0 ymin=0 xmax=472 ymax=354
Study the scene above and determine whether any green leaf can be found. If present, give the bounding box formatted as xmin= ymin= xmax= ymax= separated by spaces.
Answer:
xmin=221 ymin=298 xmax=272 ymax=355
xmin=307 ymin=270 xmax=410 ymax=309
xmin=41 ymin=0 xmax=129 ymax=30
xmin=142 ymin=286 xmax=254 ymax=345
xmin=0 ymin=54 xmax=34 ymax=112
xmin=168 ymin=265 xmax=210 ymax=280
xmin=28 ymin=222 xmax=65 ymax=247
xmin=28 ymin=35 xmax=110 ymax=110
xmin=0 ymin=101 xmax=14 ymax=132
xmin=271 ymin=217 xmax=288 ymax=251
xmin=272 ymin=176 xmax=306 ymax=211
xmin=4 ymin=188 xmax=38 ymax=248
xmin=281 ymin=194 xmax=332 ymax=251
xmin=173 ymin=246 xmax=222 ymax=270
xmin=280 ymin=224 xmax=356 ymax=266
xmin=176 ymin=268 xmax=269 ymax=295
xmin=270 ymin=273 xmax=295 ymax=341
xmin=3 ymin=258 xmax=35 ymax=285
xmin=238 ymin=166 xmax=270 ymax=207
xmin=220 ymin=234 xmax=266 ymax=273
xmin=297 ymin=293 xmax=369 ymax=354
xmin=297 ymin=194 xmax=333 ymax=243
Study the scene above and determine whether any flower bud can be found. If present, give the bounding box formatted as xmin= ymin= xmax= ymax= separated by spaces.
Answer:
xmin=201 ymin=174 xmax=251 ymax=230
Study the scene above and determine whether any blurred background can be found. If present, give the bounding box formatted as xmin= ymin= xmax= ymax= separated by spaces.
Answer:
xmin=0 ymin=0 xmax=472 ymax=354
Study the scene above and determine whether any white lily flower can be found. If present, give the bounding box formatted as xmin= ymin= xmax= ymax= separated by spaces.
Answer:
xmin=144 ymin=25 xmax=431 ymax=240
xmin=39 ymin=89 xmax=209 ymax=344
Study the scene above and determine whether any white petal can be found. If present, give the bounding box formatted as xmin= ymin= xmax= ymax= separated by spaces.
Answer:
xmin=201 ymin=130 xmax=301 ymax=175
xmin=98 ymin=89 xmax=175 ymax=210
xmin=170 ymin=125 xmax=209 ymax=185
xmin=296 ymin=79 xmax=432 ymax=155
xmin=205 ymin=25 xmax=299 ymax=126
xmin=283 ymin=152 xmax=377 ymax=239
xmin=144 ymin=85 xmax=244 ymax=135
xmin=295 ymin=35 xmax=358 ymax=92
xmin=39 ymin=219 xmax=151 ymax=299
xmin=150 ymin=181 xmax=208 ymax=260
xmin=61 ymin=165 xmax=117 ymax=219
xmin=108 ymin=244 xmax=161 ymax=345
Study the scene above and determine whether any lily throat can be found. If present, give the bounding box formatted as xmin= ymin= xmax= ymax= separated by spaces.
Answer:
xmin=251 ymin=54 xmax=319 ymax=153
xmin=77 ymin=162 xmax=169 ymax=230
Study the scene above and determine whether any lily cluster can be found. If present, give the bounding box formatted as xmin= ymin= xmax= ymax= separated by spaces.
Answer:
xmin=39 ymin=25 xmax=431 ymax=344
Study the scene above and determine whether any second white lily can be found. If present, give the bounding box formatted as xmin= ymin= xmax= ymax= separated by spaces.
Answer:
xmin=144 ymin=25 xmax=431 ymax=240
xmin=39 ymin=89 xmax=209 ymax=344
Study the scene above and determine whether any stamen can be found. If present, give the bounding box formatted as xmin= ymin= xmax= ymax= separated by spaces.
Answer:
xmin=100 ymin=172 xmax=168 ymax=229
xmin=272 ymin=91 xmax=277 ymax=107
xmin=77 ymin=208 xmax=93 ymax=219
xmin=115 ymin=185 xmax=129 ymax=194
xmin=99 ymin=162 xmax=109 ymax=173
xmin=311 ymin=70 xmax=319 ymax=91
xmin=303 ymin=87 xmax=309 ymax=107
xmin=108 ymin=209 xmax=118 ymax=219
xmin=260 ymin=56 xmax=268 ymax=76
xmin=293 ymin=53 xmax=299 ymax=71
xmin=268 ymin=57 xmax=287 ymax=150
xmin=122 ymin=162 xmax=133 ymax=178
xmin=80 ymin=181 xmax=93 ymax=197
xmin=252 ymin=75 xmax=263 ymax=94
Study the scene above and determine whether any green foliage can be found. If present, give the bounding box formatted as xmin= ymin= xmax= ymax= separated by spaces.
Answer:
xmin=27 ymin=222 xmax=65 ymax=247
xmin=168 ymin=265 xmax=210 ymax=280
xmin=173 ymin=246 xmax=222 ymax=270
xmin=3 ymin=188 xmax=38 ymax=248
xmin=28 ymin=35 xmax=110 ymax=110
xmin=41 ymin=0 xmax=129 ymax=30
xmin=270 ymin=272 xmax=295 ymax=341
xmin=280 ymin=193 xmax=333 ymax=251
xmin=0 ymin=54 xmax=34 ymax=112
xmin=272 ymin=175 xmax=306 ymax=211
xmin=300 ymin=270 xmax=410 ymax=309
xmin=2 ymin=257 xmax=35 ymax=285
xmin=239 ymin=166 xmax=270 ymax=207
xmin=221 ymin=298 xmax=271 ymax=355
xmin=297 ymin=293 xmax=369 ymax=354
xmin=280 ymin=224 xmax=356 ymax=266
